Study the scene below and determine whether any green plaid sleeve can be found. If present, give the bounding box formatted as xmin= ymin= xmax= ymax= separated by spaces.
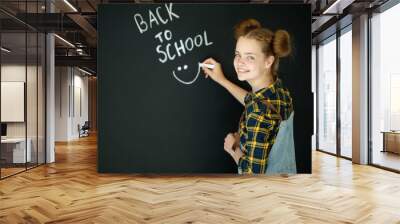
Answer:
xmin=238 ymin=110 xmax=275 ymax=174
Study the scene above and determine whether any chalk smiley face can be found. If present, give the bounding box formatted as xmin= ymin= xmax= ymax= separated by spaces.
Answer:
xmin=172 ymin=63 xmax=201 ymax=85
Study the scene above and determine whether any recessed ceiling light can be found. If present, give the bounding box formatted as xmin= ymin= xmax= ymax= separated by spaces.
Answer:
xmin=1 ymin=47 xmax=11 ymax=53
xmin=78 ymin=67 xmax=92 ymax=76
xmin=63 ymin=0 xmax=78 ymax=12
xmin=54 ymin=34 xmax=75 ymax=48
xmin=322 ymin=0 xmax=354 ymax=15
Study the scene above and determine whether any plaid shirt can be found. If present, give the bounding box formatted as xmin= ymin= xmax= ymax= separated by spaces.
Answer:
xmin=238 ymin=79 xmax=293 ymax=174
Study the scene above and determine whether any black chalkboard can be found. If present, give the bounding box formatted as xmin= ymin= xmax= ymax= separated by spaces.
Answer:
xmin=98 ymin=3 xmax=312 ymax=173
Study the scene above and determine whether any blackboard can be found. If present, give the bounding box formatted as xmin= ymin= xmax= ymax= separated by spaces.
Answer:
xmin=98 ymin=3 xmax=312 ymax=173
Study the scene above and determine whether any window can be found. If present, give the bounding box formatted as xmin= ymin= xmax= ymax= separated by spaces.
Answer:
xmin=339 ymin=28 xmax=352 ymax=158
xmin=317 ymin=36 xmax=337 ymax=154
xmin=371 ymin=2 xmax=400 ymax=171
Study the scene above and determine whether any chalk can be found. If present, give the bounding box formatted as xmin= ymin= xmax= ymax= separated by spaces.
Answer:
xmin=198 ymin=63 xmax=215 ymax=69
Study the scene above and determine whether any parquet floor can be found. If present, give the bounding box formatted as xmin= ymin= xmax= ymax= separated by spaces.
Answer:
xmin=1 ymin=167 xmax=26 ymax=178
xmin=0 ymin=134 xmax=400 ymax=223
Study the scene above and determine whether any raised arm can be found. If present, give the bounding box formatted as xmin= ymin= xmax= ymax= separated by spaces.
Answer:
xmin=201 ymin=58 xmax=248 ymax=106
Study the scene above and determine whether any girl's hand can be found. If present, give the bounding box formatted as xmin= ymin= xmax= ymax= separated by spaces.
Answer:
xmin=233 ymin=132 xmax=240 ymax=148
xmin=232 ymin=148 xmax=244 ymax=165
xmin=224 ymin=133 xmax=245 ymax=164
xmin=201 ymin=58 xmax=227 ymax=85
xmin=224 ymin=133 xmax=237 ymax=153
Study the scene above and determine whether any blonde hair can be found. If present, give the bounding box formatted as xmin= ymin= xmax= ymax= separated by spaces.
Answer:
xmin=234 ymin=18 xmax=292 ymax=78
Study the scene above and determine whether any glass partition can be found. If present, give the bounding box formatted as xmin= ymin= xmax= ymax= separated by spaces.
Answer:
xmin=38 ymin=32 xmax=45 ymax=165
xmin=27 ymin=30 xmax=38 ymax=169
xmin=317 ymin=35 xmax=337 ymax=155
xmin=0 ymin=1 xmax=46 ymax=179
xmin=371 ymin=3 xmax=400 ymax=171
xmin=1 ymin=31 xmax=28 ymax=177
xmin=339 ymin=28 xmax=352 ymax=158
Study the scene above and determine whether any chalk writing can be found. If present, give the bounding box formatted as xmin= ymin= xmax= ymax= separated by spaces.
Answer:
xmin=134 ymin=3 xmax=214 ymax=85
xmin=156 ymin=30 xmax=213 ymax=63
xmin=134 ymin=3 xmax=180 ymax=34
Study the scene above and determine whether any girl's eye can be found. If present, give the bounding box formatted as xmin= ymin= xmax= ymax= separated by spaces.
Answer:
xmin=247 ymin=56 xmax=255 ymax=61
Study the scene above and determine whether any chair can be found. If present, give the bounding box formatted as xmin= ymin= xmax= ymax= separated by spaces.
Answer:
xmin=78 ymin=121 xmax=90 ymax=138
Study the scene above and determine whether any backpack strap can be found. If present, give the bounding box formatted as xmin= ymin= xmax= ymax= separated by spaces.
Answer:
xmin=238 ymin=99 xmax=282 ymax=129
xmin=260 ymin=99 xmax=282 ymax=121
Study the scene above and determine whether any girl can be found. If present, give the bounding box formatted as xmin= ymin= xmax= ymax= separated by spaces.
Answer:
xmin=201 ymin=19 xmax=294 ymax=174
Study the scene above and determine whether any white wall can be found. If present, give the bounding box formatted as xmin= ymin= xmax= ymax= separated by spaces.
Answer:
xmin=1 ymin=64 xmax=46 ymax=164
xmin=55 ymin=66 xmax=69 ymax=141
xmin=312 ymin=45 xmax=317 ymax=150
xmin=72 ymin=72 xmax=89 ymax=138
xmin=1 ymin=82 xmax=25 ymax=122
xmin=352 ymin=14 xmax=369 ymax=164
xmin=55 ymin=67 xmax=89 ymax=141
xmin=1 ymin=65 xmax=41 ymax=137
xmin=1 ymin=65 xmax=26 ymax=140
xmin=46 ymin=32 xmax=55 ymax=163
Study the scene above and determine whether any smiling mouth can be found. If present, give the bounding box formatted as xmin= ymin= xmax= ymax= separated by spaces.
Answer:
xmin=172 ymin=65 xmax=202 ymax=85
xmin=237 ymin=68 xmax=250 ymax=73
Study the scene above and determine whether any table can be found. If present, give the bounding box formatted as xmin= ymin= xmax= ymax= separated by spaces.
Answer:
xmin=381 ymin=131 xmax=400 ymax=154
xmin=1 ymin=138 xmax=32 ymax=163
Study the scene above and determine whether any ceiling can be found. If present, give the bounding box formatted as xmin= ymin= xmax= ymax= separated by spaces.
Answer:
xmin=0 ymin=0 xmax=391 ymax=75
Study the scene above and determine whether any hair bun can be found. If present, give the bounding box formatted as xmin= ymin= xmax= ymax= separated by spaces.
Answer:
xmin=234 ymin=18 xmax=262 ymax=40
xmin=273 ymin=30 xmax=291 ymax=58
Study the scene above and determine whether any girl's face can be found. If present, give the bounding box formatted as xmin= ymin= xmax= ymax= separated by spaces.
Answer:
xmin=233 ymin=37 xmax=273 ymax=82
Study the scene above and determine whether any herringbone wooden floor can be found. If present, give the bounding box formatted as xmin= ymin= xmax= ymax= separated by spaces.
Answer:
xmin=1 ymin=135 xmax=400 ymax=224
